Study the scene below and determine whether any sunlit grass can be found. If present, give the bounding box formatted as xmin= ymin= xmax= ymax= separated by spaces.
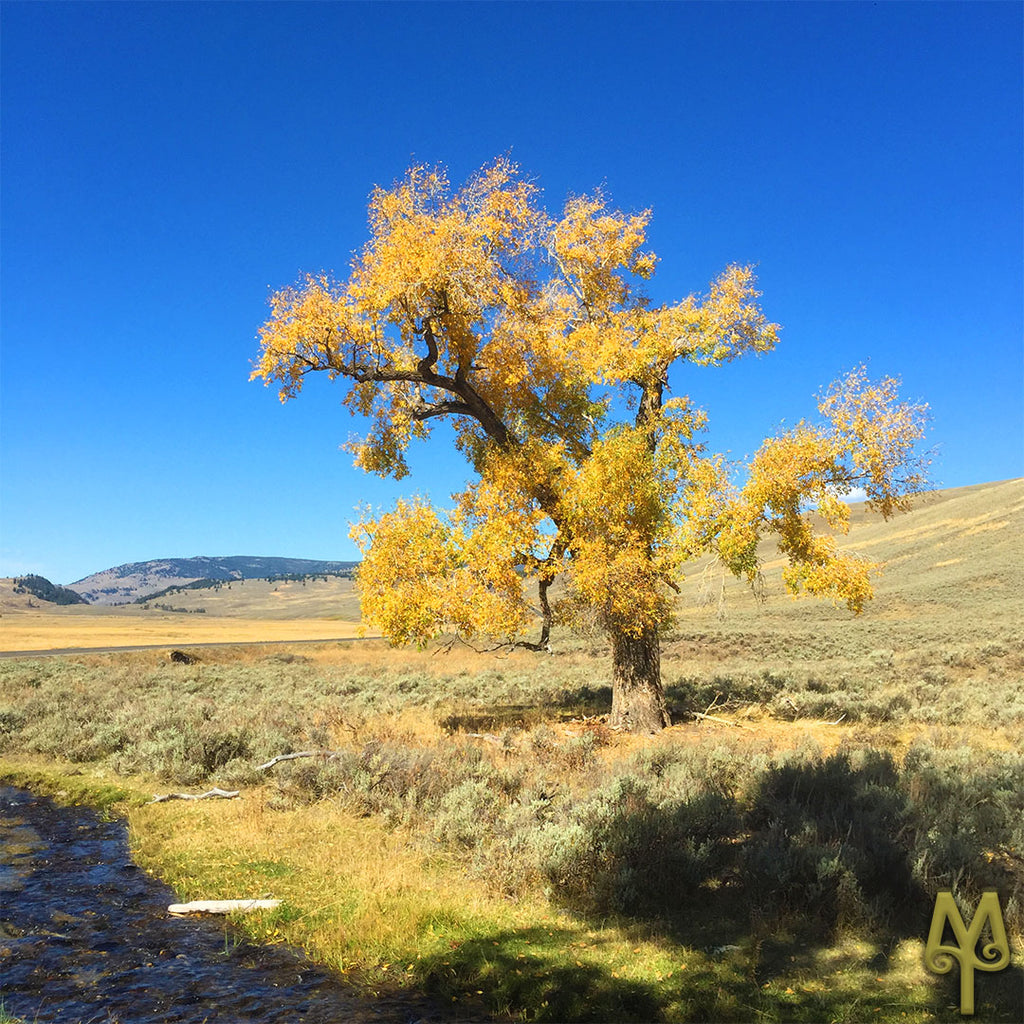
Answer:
xmin=0 ymin=612 xmax=372 ymax=653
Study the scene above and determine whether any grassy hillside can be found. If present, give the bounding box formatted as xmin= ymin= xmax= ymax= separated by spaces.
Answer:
xmin=0 ymin=575 xmax=365 ymax=652
xmin=65 ymin=555 xmax=358 ymax=605
xmin=131 ymin=573 xmax=364 ymax=620
xmin=671 ymin=476 xmax=1022 ymax=624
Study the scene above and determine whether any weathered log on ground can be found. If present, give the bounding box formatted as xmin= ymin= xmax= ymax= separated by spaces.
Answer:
xmin=256 ymin=751 xmax=342 ymax=770
xmin=168 ymin=899 xmax=281 ymax=916
xmin=148 ymin=788 xmax=240 ymax=804
xmin=690 ymin=711 xmax=755 ymax=731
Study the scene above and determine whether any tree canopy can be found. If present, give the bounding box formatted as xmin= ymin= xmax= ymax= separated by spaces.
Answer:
xmin=253 ymin=158 xmax=928 ymax=732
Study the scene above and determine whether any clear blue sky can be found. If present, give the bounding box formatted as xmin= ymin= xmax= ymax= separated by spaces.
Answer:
xmin=2 ymin=1 xmax=1021 ymax=585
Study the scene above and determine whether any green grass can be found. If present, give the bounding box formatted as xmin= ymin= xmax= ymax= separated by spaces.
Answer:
xmin=0 ymin=1002 xmax=24 ymax=1024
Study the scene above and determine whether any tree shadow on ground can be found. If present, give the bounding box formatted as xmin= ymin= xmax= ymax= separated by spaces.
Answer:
xmin=412 ymin=924 xmax=664 ymax=1022
xmin=439 ymin=706 xmax=561 ymax=733
xmin=407 ymin=916 xmax=1024 ymax=1023
xmin=554 ymin=683 xmax=614 ymax=716
xmin=440 ymin=685 xmax=614 ymax=733
xmin=663 ymin=674 xmax=782 ymax=718
xmin=539 ymin=751 xmax=1023 ymax=1022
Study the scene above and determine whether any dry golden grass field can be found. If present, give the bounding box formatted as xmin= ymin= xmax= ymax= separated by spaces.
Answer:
xmin=0 ymin=613 xmax=371 ymax=653
xmin=0 ymin=576 xmax=368 ymax=652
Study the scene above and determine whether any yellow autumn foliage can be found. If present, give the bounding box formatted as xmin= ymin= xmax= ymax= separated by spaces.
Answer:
xmin=254 ymin=157 xmax=929 ymax=655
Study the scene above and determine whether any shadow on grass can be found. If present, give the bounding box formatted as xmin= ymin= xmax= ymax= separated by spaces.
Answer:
xmin=663 ymin=673 xmax=783 ymax=717
xmin=536 ymin=751 xmax=1023 ymax=1022
xmin=412 ymin=924 xmax=664 ymax=1022
xmin=406 ymin=917 xmax=1024 ymax=1023
xmin=440 ymin=685 xmax=614 ymax=733
xmin=440 ymin=706 xmax=565 ymax=733
xmin=553 ymin=684 xmax=614 ymax=716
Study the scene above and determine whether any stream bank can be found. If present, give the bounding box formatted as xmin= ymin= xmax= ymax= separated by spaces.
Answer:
xmin=0 ymin=785 xmax=483 ymax=1023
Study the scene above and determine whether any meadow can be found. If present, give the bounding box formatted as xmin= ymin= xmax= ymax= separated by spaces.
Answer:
xmin=1 ymin=479 xmax=1021 ymax=1022
xmin=0 ymin=574 xmax=367 ymax=653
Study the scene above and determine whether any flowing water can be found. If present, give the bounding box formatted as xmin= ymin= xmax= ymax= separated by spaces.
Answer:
xmin=0 ymin=787 xmax=483 ymax=1023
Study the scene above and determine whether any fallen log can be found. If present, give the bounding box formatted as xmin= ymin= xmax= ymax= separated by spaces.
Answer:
xmin=148 ymin=788 xmax=240 ymax=804
xmin=255 ymin=750 xmax=342 ymax=770
xmin=168 ymin=899 xmax=281 ymax=916
xmin=690 ymin=711 xmax=755 ymax=732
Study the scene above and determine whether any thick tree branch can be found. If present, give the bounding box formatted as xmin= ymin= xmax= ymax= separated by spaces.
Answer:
xmin=341 ymin=355 xmax=516 ymax=448
xmin=354 ymin=315 xmax=518 ymax=449
xmin=533 ymin=577 xmax=555 ymax=649
xmin=410 ymin=398 xmax=475 ymax=422
xmin=634 ymin=368 xmax=667 ymax=434
xmin=418 ymin=318 xmax=440 ymax=375
xmin=528 ymin=535 xmax=566 ymax=649
xmin=457 ymin=381 xmax=515 ymax=446
xmin=660 ymin=574 xmax=681 ymax=594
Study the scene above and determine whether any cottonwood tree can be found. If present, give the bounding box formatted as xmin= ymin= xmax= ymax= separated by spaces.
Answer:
xmin=252 ymin=159 xmax=928 ymax=733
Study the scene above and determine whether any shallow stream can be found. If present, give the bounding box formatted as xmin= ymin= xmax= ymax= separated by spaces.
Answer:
xmin=0 ymin=786 xmax=477 ymax=1023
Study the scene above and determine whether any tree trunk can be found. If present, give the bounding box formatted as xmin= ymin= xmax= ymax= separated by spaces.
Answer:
xmin=608 ymin=625 xmax=671 ymax=733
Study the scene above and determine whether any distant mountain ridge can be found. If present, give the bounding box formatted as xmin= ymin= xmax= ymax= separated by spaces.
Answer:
xmin=14 ymin=574 xmax=90 ymax=606
xmin=67 ymin=556 xmax=358 ymax=605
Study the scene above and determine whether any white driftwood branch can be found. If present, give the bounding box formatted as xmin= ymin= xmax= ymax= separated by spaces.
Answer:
xmin=148 ymin=788 xmax=240 ymax=804
xmin=256 ymin=750 xmax=342 ymax=770
xmin=691 ymin=711 xmax=755 ymax=732
xmin=168 ymin=899 xmax=281 ymax=916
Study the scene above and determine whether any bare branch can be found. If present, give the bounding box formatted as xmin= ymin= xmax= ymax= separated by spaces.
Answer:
xmin=168 ymin=900 xmax=281 ymax=916
xmin=691 ymin=711 xmax=755 ymax=732
xmin=256 ymin=750 xmax=343 ymax=771
xmin=466 ymin=732 xmax=503 ymax=747
xmin=148 ymin=788 xmax=240 ymax=804
xmin=432 ymin=631 xmax=552 ymax=658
